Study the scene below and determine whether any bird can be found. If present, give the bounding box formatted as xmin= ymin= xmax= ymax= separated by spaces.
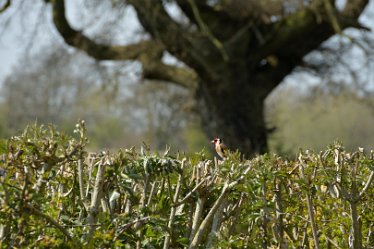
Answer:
xmin=211 ymin=138 xmax=229 ymax=159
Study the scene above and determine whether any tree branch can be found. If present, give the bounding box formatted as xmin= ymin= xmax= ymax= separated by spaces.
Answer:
xmin=189 ymin=163 xmax=252 ymax=248
xmin=142 ymin=62 xmax=198 ymax=89
xmin=0 ymin=0 xmax=11 ymax=13
xmin=86 ymin=156 xmax=107 ymax=240
xmin=114 ymin=216 xmax=151 ymax=241
xmin=50 ymin=0 xmax=164 ymax=61
xmin=127 ymin=0 xmax=193 ymax=57
xmin=175 ymin=0 xmax=246 ymax=42
xmin=189 ymin=185 xmax=229 ymax=249
xmin=298 ymin=156 xmax=320 ymax=249
xmin=187 ymin=0 xmax=228 ymax=61
xmin=50 ymin=0 xmax=202 ymax=89
xmin=163 ymin=159 xmax=186 ymax=249
xmin=323 ymin=0 xmax=341 ymax=33
xmin=342 ymin=0 xmax=369 ymax=19
xmin=359 ymin=170 xmax=374 ymax=199
xmin=251 ymin=0 xmax=369 ymax=94
xmin=257 ymin=0 xmax=369 ymax=63
xmin=25 ymin=204 xmax=81 ymax=246
xmin=127 ymin=0 xmax=227 ymax=77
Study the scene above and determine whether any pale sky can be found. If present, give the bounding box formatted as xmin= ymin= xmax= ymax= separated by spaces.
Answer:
xmin=0 ymin=0 xmax=142 ymax=84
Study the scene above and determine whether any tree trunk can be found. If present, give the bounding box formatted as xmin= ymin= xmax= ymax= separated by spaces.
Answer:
xmin=349 ymin=200 xmax=362 ymax=249
xmin=197 ymin=73 xmax=269 ymax=157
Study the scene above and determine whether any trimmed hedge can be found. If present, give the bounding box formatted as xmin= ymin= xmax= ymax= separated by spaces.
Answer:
xmin=0 ymin=122 xmax=373 ymax=248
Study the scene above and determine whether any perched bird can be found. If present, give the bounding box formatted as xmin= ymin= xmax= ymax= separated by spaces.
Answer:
xmin=211 ymin=138 xmax=229 ymax=159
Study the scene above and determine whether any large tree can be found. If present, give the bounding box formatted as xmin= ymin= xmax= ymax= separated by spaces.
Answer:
xmin=45 ymin=0 xmax=370 ymax=156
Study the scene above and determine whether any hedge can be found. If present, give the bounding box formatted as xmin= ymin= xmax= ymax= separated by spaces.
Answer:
xmin=0 ymin=121 xmax=373 ymax=248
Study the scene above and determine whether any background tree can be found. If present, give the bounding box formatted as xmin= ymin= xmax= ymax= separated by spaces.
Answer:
xmin=0 ymin=44 xmax=196 ymax=151
xmin=267 ymin=83 xmax=374 ymax=155
xmin=44 ymin=0 xmax=372 ymax=156
xmin=1 ymin=0 xmax=373 ymax=156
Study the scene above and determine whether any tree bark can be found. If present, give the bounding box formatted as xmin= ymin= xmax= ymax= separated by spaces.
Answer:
xmin=196 ymin=62 xmax=271 ymax=157
xmin=349 ymin=200 xmax=362 ymax=249
xmin=198 ymin=86 xmax=268 ymax=156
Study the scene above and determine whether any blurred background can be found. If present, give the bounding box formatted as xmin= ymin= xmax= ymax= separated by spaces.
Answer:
xmin=0 ymin=0 xmax=374 ymax=157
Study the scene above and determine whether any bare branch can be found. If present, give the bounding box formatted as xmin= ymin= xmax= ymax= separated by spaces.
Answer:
xmin=359 ymin=171 xmax=374 ymax=199
xmin=253 ymin=0 xmax=370 ymax=93
xmin=0 ymin=0 xmax=11 ymax=13
xmin=127 ymin=0 xmax=192 ymax=56
xmin=298 ymin=157 xmax=320 ymax=249
xmin=25 ymin=204 xmax=80 ymax=246
xmin=114 ymin=216 xmax=151 ymax=241
xmin=49 ymin=0 xmax=202 ymax=89
xmin=142 ymin=62 xmax=198 ymax=89
xmin=86 ymin=156 xmax=107 ymax=239
xmin=163 ymin=159 xmax=186 ymax=249
xmin=189 ymin=163 xmax=252 ymax=248
xmin=342 ymin=0 xmax=370 ymax=19
xmin=187 ymin=0 xmax=228 ymax=61
xmin=77 ymin=158 xmax=87 ymax=208
xmin=174 ymin=176 xmax=210 ymax=206
xmin=50 ymin=0 xmax=164 ymax=61
xmin=323 ymin=0 xmax=341 ymax=33
xmin=189 ymin=196 xmax=206 ymax=243
xmin=189 ymin=184 xmax=229 ymax=249
xmin=205 ymin=198 xmax=226 ymax=248
xmin=127 ymin=0 xmax=225 ymax=77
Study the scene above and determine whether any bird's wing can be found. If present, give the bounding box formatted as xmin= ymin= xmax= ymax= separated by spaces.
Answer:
xmin=219 ymin=143 xmax=229 ymax=156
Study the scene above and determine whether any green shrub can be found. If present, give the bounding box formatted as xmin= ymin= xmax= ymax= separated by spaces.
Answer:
xmin=0 ymin=122 xmax=373 ymax=248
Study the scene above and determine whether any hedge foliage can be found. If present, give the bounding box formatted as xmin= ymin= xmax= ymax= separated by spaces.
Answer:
xmin=0 ymin=122 xmax=373 ymax=248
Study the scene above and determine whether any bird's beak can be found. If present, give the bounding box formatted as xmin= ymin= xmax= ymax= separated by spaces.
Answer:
xmin=210 ymin=140 xmax=215 ymax=144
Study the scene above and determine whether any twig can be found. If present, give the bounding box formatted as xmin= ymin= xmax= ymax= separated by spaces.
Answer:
xmin=25 ymin=204 xmax=80 ymax=246
xmin=174 ymin=176 xmax=210 ymax=207
xmin=227 ymin=194 xmax=245 ymax=236
xmin=189 ymin=184 xmax=229 ymax=249
xmin=189 ymin=196 xmax=206 ymax=243
xmin=348 ymin=157 xmax=363 ymax=249
xmin=359 ymin=171 xmax=374 ymax=199
xmin=205 ymin=198 xmax=226 ymax=248
xmin=261 ymin=179 xmax=268 ymax=249
xmin=164 ymin=159 xmax=186 ymax=249
xmin=275 ymin=178 xmax=286 ymax=248
xmin=288 ymin=163 xmax=299 ymax=175
xmin=50 ymin=224 xmax=102 ymax=227
xmin=114 ymin=216 xmax=151 ymax=241
xmin=134 ymin=171 xmax=151 ymax=248
xmin=86 ymin=157 xmax=107 ymax=239
xmin=85 ymin=153 xmax=96 ymax=198
xmin=324 ymin=235 xmax=343 ymax=249
xmin=77 ymin=158 xmax=86 ymax=205
xmin=147 ymin=181 xmax=157 ymax=207
xmin=299 ymin=155 xmax=320 ymax=249
xmin=227 ymin=163 xmax=252 ymax=188
xmin=189 ymin=163 xmax=252 ymax=248
xmin=0 ymin=181 xmax=11 ymax=241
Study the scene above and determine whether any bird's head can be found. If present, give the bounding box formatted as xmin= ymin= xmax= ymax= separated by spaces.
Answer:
xmin=211 ymin=138 xmax=222 ymax=145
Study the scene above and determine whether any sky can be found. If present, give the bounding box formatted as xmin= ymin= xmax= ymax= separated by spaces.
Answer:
xmin=0 ymin=0 xmax=374 ymax=90
xmin=0 ymin=0 xmax=142 ymax=83
xmin=0 ymin=1 xmax=51 ymax=80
